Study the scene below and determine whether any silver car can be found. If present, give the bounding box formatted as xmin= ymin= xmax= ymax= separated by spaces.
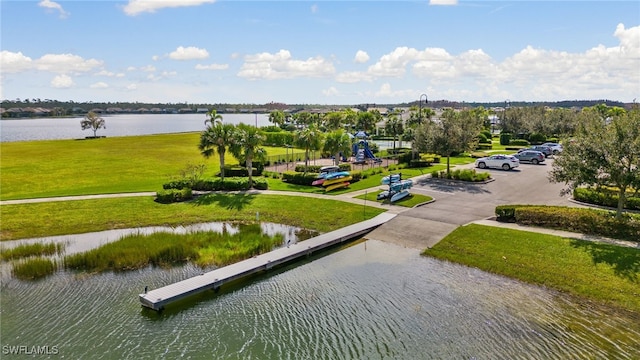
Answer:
xmin=475 ymin=154 xmax=520 ymax=170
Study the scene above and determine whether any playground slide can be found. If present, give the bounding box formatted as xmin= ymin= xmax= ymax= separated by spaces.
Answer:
xmin=325 ymin=182 xmax=350 ymax=192
xmin=363 ymin=147 xmax=377 ymax=160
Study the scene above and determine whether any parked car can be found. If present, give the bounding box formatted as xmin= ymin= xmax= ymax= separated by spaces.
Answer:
xmin=542 ymin=142 xmax=563 ymax=154
xmin=518 ymin=145 xmax=552 ymax=157
xmin=513 ymin=150 xmax=545 ymax=165
xmin=475 ymin=154 xmax=520 ymax=170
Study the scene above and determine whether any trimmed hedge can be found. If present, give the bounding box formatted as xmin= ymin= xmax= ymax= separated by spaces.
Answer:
xmin=163 ymin=177 xmax=268 ymax=192
xmin=431 ymin=168 xmax=491 ymax=182
xmin=509 ymin=139 xmax=530 ymax=146
xmin=495 ymin=205 xmax=640 ymax=242
xmin=500 ymin=133 xmax=511 ymax=145
xmin=573 ymin=187 xmax=640 ymax=211
xmin=282 ymin=171 xmax=319 ymax=186
xmin=156 ymin=188 xmax=193 ymax=203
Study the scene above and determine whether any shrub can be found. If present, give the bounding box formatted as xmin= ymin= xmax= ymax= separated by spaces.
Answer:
xmin=252 ymin=177 xmax=268 ymax=190
xmin=156 ymin=188 xmax=193 ymax=203
xmin=476 ymin=143 xmax=493 ymax=150
xmin=409 ymin=159 xmax=432 ymax=168
xmin=282 ymin=171 xmax=319 ymax=186
xmin=499 ymin=133 xmax=511 ymax=145
xmin=223 ymin=166 xmax=261 ymax=177
xmin=573 ymin=187 xmax=640 ymax=211
xmin=481 ymin=130 xmax=492 ymax=141
xmin=509 ymin=139 xmax=530 ymax=146
xmin=431 ymin=169 xmax=490 ymax=182
xmin=263 ymin=131 xmax=294 ymax=147
xmin=528 ymin=132 xmax=546 ymax=145
xmin=477 ymin=133 xmax=488 ymax=143
xmin=495 ymin=205 xmax=640 ymax=242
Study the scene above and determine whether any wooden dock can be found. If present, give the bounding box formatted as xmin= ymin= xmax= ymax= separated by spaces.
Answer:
xmin=139 ymin=212 xmax=397 ymax=311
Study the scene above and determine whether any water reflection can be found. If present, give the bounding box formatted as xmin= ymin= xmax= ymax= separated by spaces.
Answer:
xmin=1 ymin=239 xmax=638 ymax=359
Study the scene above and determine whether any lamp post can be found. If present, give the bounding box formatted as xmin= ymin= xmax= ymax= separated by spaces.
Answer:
xmin=419 ymin=94 xmax=428 ymax=124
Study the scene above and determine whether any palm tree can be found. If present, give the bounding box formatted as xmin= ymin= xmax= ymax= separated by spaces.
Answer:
xmin=294 ymin=124 xmax=323 ymax=173
xmin=199 ymin=122 xmax=236 ymax=183
xmin=205 ymin=109 xmax=223 ymax=126
xmin=323 ymin=130 xmax=352 ymax=166
xmin=230 ymin=124 xmax=265 ymax=189
xmin=268 ymin=110 xmax=285 ymax=127
xmin=385 ymin=111 xmax=404 ymax=152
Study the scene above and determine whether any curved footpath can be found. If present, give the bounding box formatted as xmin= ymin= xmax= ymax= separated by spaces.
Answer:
xmin=1 ymin=161 xmax=637 ymax=249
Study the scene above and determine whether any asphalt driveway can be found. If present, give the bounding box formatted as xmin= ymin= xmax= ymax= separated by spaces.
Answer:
xmin=366 ymin=158 xmax=580 ymax=249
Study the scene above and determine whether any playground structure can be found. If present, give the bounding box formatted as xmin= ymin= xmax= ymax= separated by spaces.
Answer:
xmin=352 ymin=140 xmax=382 ymax=164
xmin=377 ymin=173 xmax=413 ymax=202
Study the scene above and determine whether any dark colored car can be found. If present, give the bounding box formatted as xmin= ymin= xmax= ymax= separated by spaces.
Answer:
xmin=519 ymin=145 xmax=552 ymax=157
xmin=513 ymin=150 xmax=545 ymax=165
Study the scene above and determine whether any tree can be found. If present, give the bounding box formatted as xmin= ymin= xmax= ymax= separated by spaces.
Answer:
xmin=323 ymin=130 xmax=352 ymax=165
xmin=268 ymin=110 xmax=285 ymax=127
xmin=323 ymin=111 xmax=344 ymax=131
xmin=384 ymin=111 xmax=404 ymax=151
xmin=229 ymin=124 xmax=265 ymax=189
xmin=80 ymin=111 xmax=106 ymax=137
xmin=413 ymin=109 xmax=483 ymax=175
xmin=294 ymin=124 xmax=323 ymax=173
xmin=205 ymin=109 xmax=223 ymax=126
xmin=199 ymin=122 xmax=236 ymax=183
xmin=342 ymin=108 xmax=358 ymax=131
xmin=549 ymin=107 xmax=640 ymax=218
xmin=356 ymin=111 xmax=376 ymax=133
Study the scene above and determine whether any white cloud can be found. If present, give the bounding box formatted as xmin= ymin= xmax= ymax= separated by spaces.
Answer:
xmin=90 ymin=82 xmax=109 ymax=89
xmin=354 ymin=50 xmax=369 ymax=64
xmin=195 ymin=63 xmax=229 ymax=70
xmin=38 ymin=0 xmax=69 ymax=18
xmin=238 ymin=49 xmax=335 ymax=80
xmin=322 ymin=86 xmax=339 ymax=96
xmin=126 ymin=83 xmax=138 ymax=91
xmin=0 ymin=51 xmax=33 ymax=73
xmin=311 ymin=4 xmax=318 ymax=14
xmin=51 ymin=74 xmax=73 ymax=88
xmin=367 ymin=47 xmax=420 ymax=77
xmin=140 ymin=65 xmax=156 ymax=72
xmin=0 ymin=52 xmax=103 ymax=74
xmin=168 ymin=46 xmax=209 ymax=60
xmin=123 ymin=0 xmax=216 ymax=16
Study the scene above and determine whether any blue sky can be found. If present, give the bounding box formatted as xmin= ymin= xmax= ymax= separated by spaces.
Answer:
xmin=1 ymin=0 xmax=638 ymax=105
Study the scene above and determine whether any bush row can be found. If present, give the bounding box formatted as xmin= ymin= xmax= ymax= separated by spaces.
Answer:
xmin=281 ymin=171 xmax=362 ymax=186
xmin=431 ymin=168 xmax=491 ymax=182
xmin=156 ymin=188 xmax=193 ymax=204
xmin=573 ymin=187 xmax=640 ymax=211
xmin=495 ymin=205 xmax=640 ymax=242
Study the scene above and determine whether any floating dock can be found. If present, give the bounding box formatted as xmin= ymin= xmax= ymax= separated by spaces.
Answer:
xmin=139 ymin=212 xmax=397 ymax=311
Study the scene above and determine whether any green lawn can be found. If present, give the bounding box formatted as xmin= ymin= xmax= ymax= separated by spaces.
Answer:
xmin=0 ymin=194 xmax=385 ymax=241
xmin=354 ymin=190 xmax=433 ymax=207
xmin=423 ymin=224 xmax=640 ymax=313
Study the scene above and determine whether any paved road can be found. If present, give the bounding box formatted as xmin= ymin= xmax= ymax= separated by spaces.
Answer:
xmin=366 ymin=158 xmax=582 ymax=249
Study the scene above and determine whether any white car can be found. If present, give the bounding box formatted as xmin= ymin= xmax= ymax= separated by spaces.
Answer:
xmin=542 ymin=142 xmax=563 ymax=154
xmin=475 ymin=154 xmax=520 ymax=170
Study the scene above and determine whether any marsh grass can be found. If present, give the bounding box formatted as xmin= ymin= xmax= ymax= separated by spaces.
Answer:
xmin=63 ymin=225 xmax=284 ymax=273
xmin=12 ymin=258 xmax=57 ymax=280
xmin=423 ymin=224 xmax=640 ymax=313
xmin=1 ymin=242 xmax=65 ymax=260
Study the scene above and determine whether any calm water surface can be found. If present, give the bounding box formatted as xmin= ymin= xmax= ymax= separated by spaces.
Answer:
xmin=0 ymin=113 xmax=271 ymax=142
xmin=1 ymin=239 xmax=638 ymax=359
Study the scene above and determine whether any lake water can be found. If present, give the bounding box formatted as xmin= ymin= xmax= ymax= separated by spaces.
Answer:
xmin=0 ymin=115 xmax=407 ymax=150
xmin=0 ymin=113 xmax=271 ymax=142
xmin=1 ymin=238 xmax=638 ymax=359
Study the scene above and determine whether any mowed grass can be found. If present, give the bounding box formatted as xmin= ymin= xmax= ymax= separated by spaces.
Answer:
xmin=0 ymin=133 xmax=287 ymax=200
xmin=423 ymin=224 xmax=640 ymax=313
xmin=0 ymin=194 xmax=385 ymax=241
xmin=354 ymin=190 xmax=433 ymax=207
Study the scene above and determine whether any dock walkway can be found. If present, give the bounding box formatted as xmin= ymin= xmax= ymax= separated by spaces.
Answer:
xmin=140 ymin=212 xmax=397 ymax=311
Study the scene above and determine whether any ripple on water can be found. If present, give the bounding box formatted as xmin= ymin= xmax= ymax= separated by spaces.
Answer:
xmin=1 ymin=239 xmax=638 ymax=359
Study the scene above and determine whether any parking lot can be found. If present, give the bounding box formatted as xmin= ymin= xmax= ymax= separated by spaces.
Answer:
xmin=367 ymin=157 xmax=580 ymax=249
